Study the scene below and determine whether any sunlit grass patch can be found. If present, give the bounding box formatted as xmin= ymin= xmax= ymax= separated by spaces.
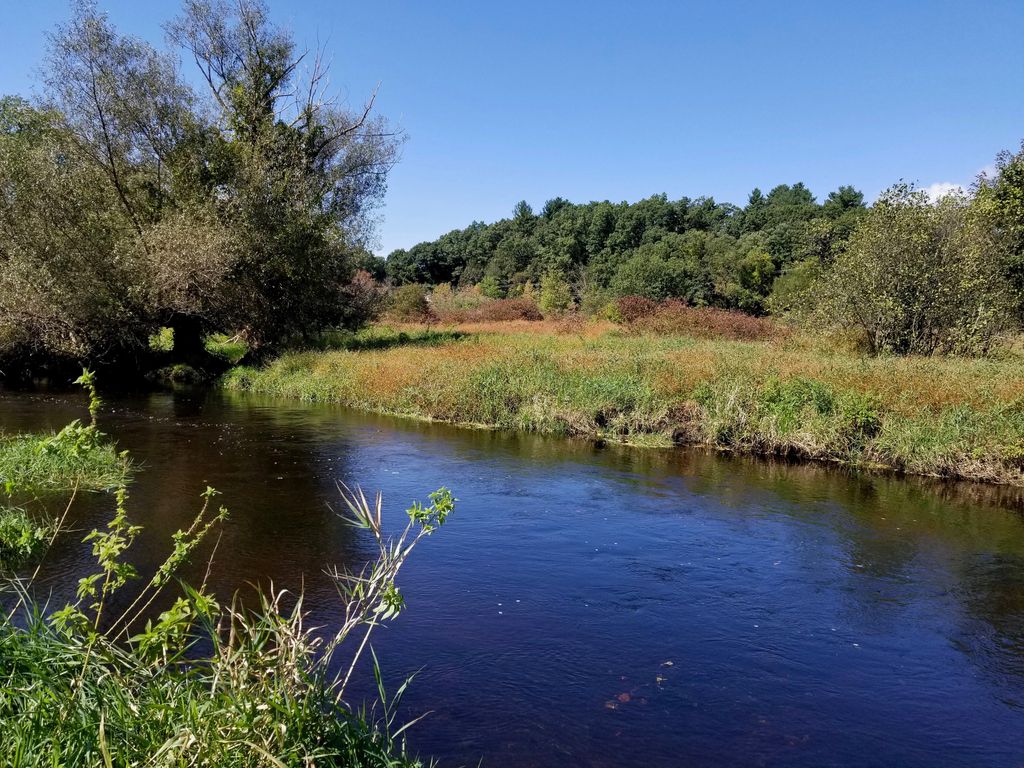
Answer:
xmin=0 ymin=421 xmax=129 ymax=492
xmin=224 ymin=322 xmax=1024 ymax=485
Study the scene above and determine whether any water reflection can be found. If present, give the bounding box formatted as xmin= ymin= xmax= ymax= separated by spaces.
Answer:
xmin=2 ymin=388 xmax=1023 ymax=767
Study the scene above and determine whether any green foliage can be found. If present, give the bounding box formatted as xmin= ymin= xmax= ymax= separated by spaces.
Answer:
xmin=1 ymin=437 xmax=455 ymax=765
xmin=538 ymin=272 xmax=575 ymax=316
xmin=478 ymin=274 xmax=505 ymax=299
xmin=0 ymin=507 xmax=49 ymax=571
xmin=974 ymin=141 xmax=1024 ymax=316
xmin=205 ymin=333 xmax=250 ymax=364
xmin=148 ymin=326 xmax=175 ymax=352
xmin=813 ymin=184 xmax=1015 ymax=355
xmin=0 ymin=422 xmax=128 ymax=493
xmin=0 ymin=1 xmax=400 ymax=372
xmin=384 ymin=186 xmax=866 ymax=315
xmin=389 ymin=284 xmax=434 ymax=322
xmin=766 ymin=259 xmax=821 ymax=316
xmin=609 ymin=233 xmax=713 ymax=304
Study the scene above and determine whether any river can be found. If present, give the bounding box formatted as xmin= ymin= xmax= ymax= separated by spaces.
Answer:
xmin=2 ymin=388 xmax=1023 ymax=767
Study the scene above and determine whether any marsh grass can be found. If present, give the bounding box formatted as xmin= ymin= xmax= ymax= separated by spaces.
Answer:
xmin=224 ymin=324 xmax=1024 ymax=485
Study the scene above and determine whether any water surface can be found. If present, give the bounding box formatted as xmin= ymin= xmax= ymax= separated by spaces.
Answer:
xmin=3 ymin=389 xmax=1024 ymax=767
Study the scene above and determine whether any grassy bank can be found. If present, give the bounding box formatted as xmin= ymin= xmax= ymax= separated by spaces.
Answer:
xmin=1 ymin=403 xmax=131 ymax=570
xmin=224 ymin=324 xmax=1024 ymax=485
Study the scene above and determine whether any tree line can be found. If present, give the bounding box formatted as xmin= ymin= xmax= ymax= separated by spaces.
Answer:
xmin=384 ymin=149 xmax=1024 ymax=355
xmin=384 ymin=183 xmax=868 ymax=316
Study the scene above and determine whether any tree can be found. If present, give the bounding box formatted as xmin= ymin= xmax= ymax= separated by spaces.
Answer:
xmin=538 ymin=272 xmax=575 ymax=317
xmin=0 ymin=0 xmax=401 ymax=374
xmin=609 ymin=233 xmax=712 ymax=304
xmin=166 ymin=0 xmax=400 ymax=353
xmin=815 ymin=184 xmax=1014 ymax=355
xmin=974 ymin=142 xmax=1024 ymax=316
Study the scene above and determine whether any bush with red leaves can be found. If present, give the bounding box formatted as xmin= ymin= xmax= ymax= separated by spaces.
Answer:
xmin=615 ymin=295 xmax=658 ymax=323
xmin=629 ymin=301 xmax=782 ymax=341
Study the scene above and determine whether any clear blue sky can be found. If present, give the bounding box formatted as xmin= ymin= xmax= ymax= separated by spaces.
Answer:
xmin=3 ymin=1 xmax=1023 ymax=255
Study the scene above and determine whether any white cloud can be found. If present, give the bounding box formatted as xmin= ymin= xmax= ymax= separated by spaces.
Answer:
xmin=923 ymin=181 xmax=964 ymax=201
xmin=977 ymin=163 xmax=998 ymax=179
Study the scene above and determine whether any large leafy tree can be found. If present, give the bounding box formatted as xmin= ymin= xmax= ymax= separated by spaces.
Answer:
xmin=974 ymin=143 xmax=1024 ymax=317
xmin=816 ymin=184 xmax=1013 ymax=355
xmin=0 ymin=0 xmax=399 ymax=373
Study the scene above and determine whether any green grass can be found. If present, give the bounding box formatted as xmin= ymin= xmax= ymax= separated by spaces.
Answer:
xmin=0 ymin=608 xmax=424 ymax=767
xmin=0 ymin=416 xmax=452 ymax=767
xmin=0 ymin=507 xmax=48 ymax=571
xmin=205 ymin=332 xmax=250 ymax=364
xmin=223 ymin=324 xmax=1024 ymax=485
xmin=0 ymin=421 xmax=129 ymax=492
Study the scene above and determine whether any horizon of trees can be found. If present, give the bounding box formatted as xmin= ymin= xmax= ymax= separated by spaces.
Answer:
xmin=382 ymin=182 xmax=868 ymax=315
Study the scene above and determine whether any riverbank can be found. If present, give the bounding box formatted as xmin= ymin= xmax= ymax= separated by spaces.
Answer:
xmin=223 ymin=324 xmax=1024 ymax=486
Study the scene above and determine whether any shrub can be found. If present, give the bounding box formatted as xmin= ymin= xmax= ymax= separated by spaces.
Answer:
xmin=629 ymin=301 xmax=781 ymax=341
xmin=538 ymin=272 xmax=575 ymax=317
xmin=615 ymin=295 xmax=657 ymax=322
xmin=429 ymin=284 xmax=492 ymax=323
xmin=478 ymin=275 xmax=504 ymax=299
xmin=470 ymin=297 xmax=543 ymax=322
xmin=388 ymin=284 xmax=435 ymax=322
xmin=814 ymin=184 xmax=1016 ymax=355
xmin=338 ymin=270 xmax=389 ymax=328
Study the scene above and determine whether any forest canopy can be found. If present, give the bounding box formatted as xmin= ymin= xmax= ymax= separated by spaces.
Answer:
xmin=383 ymin=183 xmax=868 ymax=316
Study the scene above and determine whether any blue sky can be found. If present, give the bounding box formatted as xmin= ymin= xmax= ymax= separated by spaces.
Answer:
xmin=3 ymin=1 xmax=1023 ymax=255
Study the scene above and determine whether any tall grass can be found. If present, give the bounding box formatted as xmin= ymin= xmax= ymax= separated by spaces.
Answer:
xmin=224 ymin=324 xmax=1024 ymax=485
xmin=1 ymin=440 xmax=454 ymax=766
xmin=0 ymin=421 xmax=129 ymax=492
xmin=0 ymin=371 xmax=129 ymax=493
xmin=2 ymin=376 xmax=454 ymax=766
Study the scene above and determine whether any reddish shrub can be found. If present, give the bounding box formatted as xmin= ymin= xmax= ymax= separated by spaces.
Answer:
xmin=338 ymin=270 xmax=388 ymax=327
xmin=630 ymin=301 xmax=784 ymax=342
xmin=615 ymin=295 xmax=657 ymax=323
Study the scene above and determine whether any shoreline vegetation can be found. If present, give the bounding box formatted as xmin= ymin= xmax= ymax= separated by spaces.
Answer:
xmin=224 ymin=323 xmax=1024 ymax=487
xmin=1 ymin=383 xmax=452 ymax=766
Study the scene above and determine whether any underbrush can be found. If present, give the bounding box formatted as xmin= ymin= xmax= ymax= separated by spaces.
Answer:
xmin=434 ymin=297 xmax=543 ymax=324
xmin=623 ymin=299 xmax=784 ymax=342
